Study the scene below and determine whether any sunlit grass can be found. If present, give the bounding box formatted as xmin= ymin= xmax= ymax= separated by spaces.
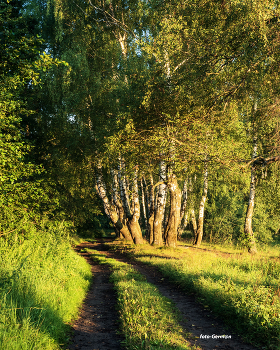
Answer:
xmin=88 ymin=249 xmax=198 ymax=350
xmin=107 ymin=241 xmax=280 ymax=349
xmin=0 ymin=230 xmax=92 ymax=350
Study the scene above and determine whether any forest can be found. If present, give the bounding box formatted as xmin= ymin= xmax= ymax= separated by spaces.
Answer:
xmin=1 ymin=0 xmax=280 ymax=349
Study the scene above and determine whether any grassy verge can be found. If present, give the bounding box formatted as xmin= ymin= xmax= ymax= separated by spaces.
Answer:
xmin=0 ymin=226 xmax=92 ymax=350
xmin=87 ymin=249 xmax=197 ymax=350
xmin=107 ymin=242 xmax=280 ymax=349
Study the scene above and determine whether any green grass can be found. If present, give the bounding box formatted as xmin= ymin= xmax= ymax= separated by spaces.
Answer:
xmin=106 ymin=241 xmax=280 ymax=349
xmin=87 ymin=249 xmax=197 ymax=350
xmin=0 ymin=228 xmax=92 ymax=350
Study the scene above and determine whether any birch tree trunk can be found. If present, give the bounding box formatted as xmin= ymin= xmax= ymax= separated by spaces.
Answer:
xmin=190 ymin=208 xmax=198 ymax=238
xmin=188 ymin=177 xmax=198 ymax=239
xmin=148 ymin=174 xmax=155 ymax=244
xmin=244 ymin=134 xmax=258 ymax=254
xmin=118 ymin=160 xmax=143 ymax=244
xmin=95 ymin=164 xmax=132 ymax=241
xmin=194 ymin=158 xmax=208 ymax=247
xmin=153 ymin=160 xmax=167 ymax=246
xmin=163 ymin=191 xmax=170 ymax=233
xmin=127 ymin=169 xmax=143 ymax=244
xmin=177 ymin=178 xmax=188 ymax=239
xmin=111 ymin=169 xmax=125 ymax=239
xmin=165 ymin=172 xmax=181 ymax=247
xmin=118 ymin=158 xmax=131 ymax=215
xmin=140 ymin=176 xmax=148 ymax=238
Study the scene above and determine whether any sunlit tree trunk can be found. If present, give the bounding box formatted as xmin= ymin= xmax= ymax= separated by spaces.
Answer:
xmin=118 ymin=159 xmax=143 ymax=244
xmin=127 ymin=169 xmax=143 ymax=244
xmin=153 ymin=160 xmax=167 ymax=246
xmin=194 ymin=158 xmax=208 ymax=247
xmin=148 ymin=173 xmax=155 ymax=244
xmin=111 ymin=169 xmax=125 ymax=239
xmin=118 ymin=158 xmax=131 ymax=215
xmin=190 ymin=208 xmax=197 ymax=238
xmin=187 ymin=177 xmax=198 ymax=239
xmin=178 ymin=178 xmax=188 ymax=239
xmin=95 ymin=163 xmax=132 ymax=241
xmin=165 ymin=172 xmax=181 ymax=247
xmin=244 ymin=134 xmax=258 ymax=254
xmin=163 ymin=196 xmax=170 ymax=233
xmin=140 ymin=176 xmax=148 ymax=237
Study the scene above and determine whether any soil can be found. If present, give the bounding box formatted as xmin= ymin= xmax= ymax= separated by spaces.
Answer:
xmin=67 ymin=245 xmax=124 ymax=350
xmin=67 ymin=240 xmax=260 ymax=350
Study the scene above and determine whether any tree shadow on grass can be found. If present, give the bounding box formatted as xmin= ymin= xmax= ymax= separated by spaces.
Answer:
xmin=0 ymin=273 xmax=90 ymax=348
xmin=153 ymin=262 xmax=279 ymax=349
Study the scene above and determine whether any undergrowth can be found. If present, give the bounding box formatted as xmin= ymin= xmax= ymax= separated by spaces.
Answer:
xmin=0 ymin=223 xmax=92 ymax=350
xmin=108 ymin=242 xmax=280 ymax=349
xmin=88 ymin=249 xmax=197 ymax=350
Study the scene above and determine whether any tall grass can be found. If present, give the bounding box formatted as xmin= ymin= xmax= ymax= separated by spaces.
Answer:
xmin=0 ymin=223 xmax=92 ymax=350
xmin=108 ymin=242 xmax=280 ymax=349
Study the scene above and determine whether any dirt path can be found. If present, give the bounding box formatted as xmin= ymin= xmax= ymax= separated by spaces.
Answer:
xmin=67 ymin=245 xmax=124 ymax=350
xmin=68 ymin=240 xmax=260 ymax=350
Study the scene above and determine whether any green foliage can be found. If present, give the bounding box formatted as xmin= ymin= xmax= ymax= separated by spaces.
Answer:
xmin=0 ymin=225 xmax=92 ymax=350
xmin=0 ymin=0 xmax=71 ymax=234
xmin=253 ymin=166 xmax=280 ymax=244
xmin=205 ymin=188 xmax=245 ymax=245
xmin=203 ymin=163 xmax=280 ymax=247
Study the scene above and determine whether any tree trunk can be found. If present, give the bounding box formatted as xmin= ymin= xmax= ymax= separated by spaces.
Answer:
xmin=111 ymin=169 xmax=125 ymax=239
xmin=127 ymin=169 xmax=143 ymax=244
xmin=194 ymin=158 xmax=208 ymax=247
xmin=190 ymin=208 xmax=197 ymax=239
xmin=140 ymin=176 xmax=148 ymax=237
xmin=187 ymin=177 xmax=198 ymax=239
xmin=118 ymin=160 xmax=143 ymax=244
xmin=153 ymin=160 xmax=167 ymax=246
xmin=96 ymin=164 xmax=132 ymax=241
xmin=244 ymin=135 xmax=258 ymax=254
xmin=165 ymin=173 xmax=181 ymax=248
xmin=118 ymin=157 xmax=131 ymax=216
xmin=177 ymin=178 xmax=188 ymax=239
xmin=148 ymin=174 xmax=155 ymax=244
xmin=163 ymin=196 xmax=170 ymax=235
xmin=180 ymin=178 xmax=188 ymax=221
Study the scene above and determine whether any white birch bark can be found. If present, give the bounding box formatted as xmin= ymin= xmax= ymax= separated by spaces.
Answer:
xmin=244 ymin=132 xmax=258 ymax=254
xmin=178 ymin=178 xmax=188 ymax=238
xmin=194 ymin=158 xmax=208 ymax=246
xmin=128 ymin=168 xmax=143 ymax=244
xmin=148 ymin=173 xmax=155 ymax=244
xmin=188 ymin=176 xmax=198 ymax=239
xmin=111 ymin=169 xmax=125 ymax=239
xmin=190 ymin=208 xmax=197 ymax=238
xmin=117 ymin=159 xmax=143 ymax=244
xmin=180 ymin=178 xmax=188 ymax=221
xmin=165 ymin=171 xmax=181 ymax=247
xmin=118 ymin=157 xmax=131 ymax=217
xmin=140 ymin=176 xmax=148 ymax=237
xmin=153 ymin=160 xmax=167 ymax=246
xmin=95 ymin=162 xmax=132 ymax=241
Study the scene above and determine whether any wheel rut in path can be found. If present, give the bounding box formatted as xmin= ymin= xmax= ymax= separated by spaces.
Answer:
xmin=67 ymin=243 xmax=124 ymax=350
xmin=92 ymin=241 xmax=260 ymax=350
